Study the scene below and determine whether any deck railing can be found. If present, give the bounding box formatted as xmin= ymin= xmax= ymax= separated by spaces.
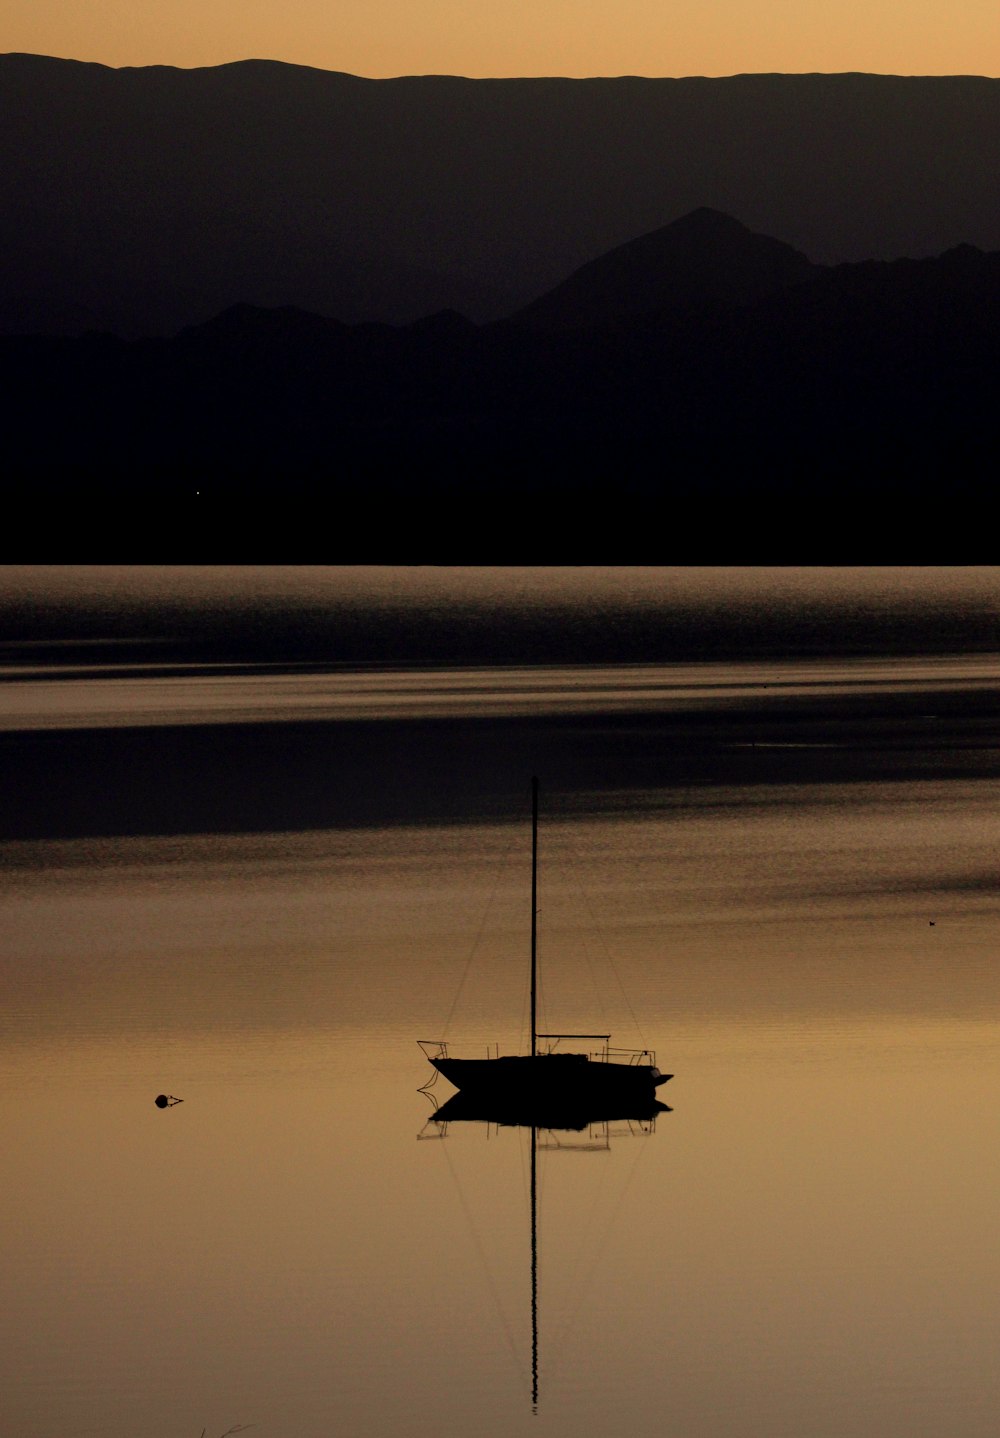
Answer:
xmin=418 ymin=1036 xmax=658 ymax=1068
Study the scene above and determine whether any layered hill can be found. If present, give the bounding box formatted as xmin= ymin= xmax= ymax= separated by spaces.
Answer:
xmin=3 ymin=207 xmax=998 ymax=556
xmin=4 ymin=53 xmax=1000 ymax=338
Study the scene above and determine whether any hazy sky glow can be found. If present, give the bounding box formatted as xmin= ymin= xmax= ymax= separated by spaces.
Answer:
xmin=5 ymin=0 xmax=999 ymax=77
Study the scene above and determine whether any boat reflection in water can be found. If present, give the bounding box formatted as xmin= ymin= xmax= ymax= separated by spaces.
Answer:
xmin=418 ymin=1086 xmax=670 ymax=1413
xmin=425 ymin=1089 xmax=671 ymax=1132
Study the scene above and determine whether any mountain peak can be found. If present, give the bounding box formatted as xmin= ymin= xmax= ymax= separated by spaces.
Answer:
xmin=510 ymin=209 xmax=817 ymax=330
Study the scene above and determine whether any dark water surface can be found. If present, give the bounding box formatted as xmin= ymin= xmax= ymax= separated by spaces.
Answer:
xmin=2 ymin=571 xmax=999 ymax=1438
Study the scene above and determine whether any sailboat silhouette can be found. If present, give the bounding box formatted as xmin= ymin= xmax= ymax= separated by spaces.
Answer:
xmin=419 ymin=783 xmax=670 ymax=1412
xmin=419 ymin=777 xmax=672 ymax=1117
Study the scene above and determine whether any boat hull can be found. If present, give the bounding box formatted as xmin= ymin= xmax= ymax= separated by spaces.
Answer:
xmin=432 ymin=1053 xmax=671 ymax=1106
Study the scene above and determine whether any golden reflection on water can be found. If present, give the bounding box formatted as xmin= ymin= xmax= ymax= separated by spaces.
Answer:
xmin=6 ymin=1007 xmax=997 ymax=1438
xmin=3 ymin=660 xmax=1000 ymax=1435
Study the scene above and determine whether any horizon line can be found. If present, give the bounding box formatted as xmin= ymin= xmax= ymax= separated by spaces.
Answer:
xmin=4 ymin=51 xmax=999 ymax=82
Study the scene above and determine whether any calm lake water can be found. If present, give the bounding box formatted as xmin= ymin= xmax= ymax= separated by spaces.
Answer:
xmin=3 ymin=650 xmax=1000 ymax=1438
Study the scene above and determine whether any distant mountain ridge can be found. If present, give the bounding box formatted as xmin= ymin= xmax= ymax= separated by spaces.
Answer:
xmin=4 ymin=53 xmax=1000 ymax=337
xmin=3 ymin=204 xmax=999 ymax=558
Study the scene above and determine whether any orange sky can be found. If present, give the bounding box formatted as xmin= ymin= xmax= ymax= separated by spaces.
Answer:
xmin=4 ymin=0 xmax=999 ymax=77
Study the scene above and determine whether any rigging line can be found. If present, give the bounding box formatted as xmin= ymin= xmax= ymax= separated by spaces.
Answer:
xmin=578 ymin=933 xmax=609 ymax=1033
xmin=542 ymin=1136 xmax=614 ymax=1360
xmin=564 ymin=826 xmax=646 ymax=1049
xmin=551 ymin=813 xmax=608 ymax=1032
xmin=544 ymin=1132 xmax=653 ymax=1387
xmin=438 ymin=1135 xmax=529 ymax=1398
xmin=442 ymin=823 xmax=517 ymax=1042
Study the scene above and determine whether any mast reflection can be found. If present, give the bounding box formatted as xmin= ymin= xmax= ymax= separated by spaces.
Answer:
xmin=419 ymin=1091 xmax=670 ymax=1413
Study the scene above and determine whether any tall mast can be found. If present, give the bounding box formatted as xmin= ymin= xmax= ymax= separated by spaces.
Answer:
xmin=530 ymin=776 xmax=538 ymax=1058
xmin=530 ymin=1121 xmax=538 ymax=1413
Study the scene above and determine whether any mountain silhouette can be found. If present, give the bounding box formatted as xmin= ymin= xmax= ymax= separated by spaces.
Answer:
xmin=511 ymin=208 xmax=818 ymax=329
xmin=4 ymin=55 xmax=1000 ymax=338
xmin=2 ymin=189 xmax=999 ymax=557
